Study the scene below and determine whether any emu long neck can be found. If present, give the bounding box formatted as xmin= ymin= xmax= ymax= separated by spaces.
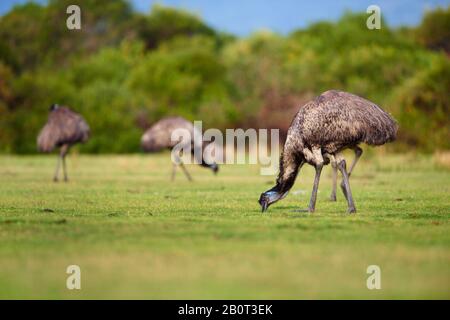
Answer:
xmin=191 ymin=144 xmax=210 ymax=168
xmin=273 ymin=149 xmax=303 ymax=194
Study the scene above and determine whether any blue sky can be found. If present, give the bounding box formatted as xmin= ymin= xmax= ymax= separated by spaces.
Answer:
xmin=1 ymin=0 xmax=449 ymax=35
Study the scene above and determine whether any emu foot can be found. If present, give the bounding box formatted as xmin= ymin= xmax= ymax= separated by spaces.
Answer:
xmin=329 ymin=194 xmax=337 ymax=202
xmin=53 ymin=177 xmax=59 ymax=183
xmin=348 ymin=207 xmax=356 ymax=214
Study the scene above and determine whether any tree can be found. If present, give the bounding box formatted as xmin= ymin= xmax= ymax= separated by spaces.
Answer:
xmin=42 ymin=0 xmax=135 ymax=65
xmin=135 ymin=4 xmax=216 ymax=49
xmin=390 ymin=56 xmax=450 ymax=151
xmin=0 ymin=3 xmax=46 ymax=71
xmin=0 ymin=62 xmax=15 ymax=152
xmin=416 ymin=6 xmax=450 ymax=53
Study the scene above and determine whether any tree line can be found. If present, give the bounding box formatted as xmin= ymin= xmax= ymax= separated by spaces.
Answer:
xmin=0 ymin=0 xmax=448 ymax=153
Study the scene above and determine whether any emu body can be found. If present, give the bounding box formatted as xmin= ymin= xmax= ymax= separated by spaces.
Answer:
xmin=141 ymin=116 xmax=218 ymax=181
xmin=37 ymin=105 xmax=90 ymax=181
xmin=259 ymin=90 xmax=397 ymax=213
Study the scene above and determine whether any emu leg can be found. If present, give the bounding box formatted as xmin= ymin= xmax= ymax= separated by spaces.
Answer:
xmin=61 ymin=144 xmax=69 ymax=182
xmin=340 ymin=146 xmax=363 ymax=200
xmin=329 ymin=160 xmax=337 ymax=201
xmin=53 ymin=156 xmax=61 ymax=182
xmin=173 ymin=153 xmax=192 ymax=182
xmin=308 ymin=164 xmax=323 ymax=213
xmin=62 ymin=156 xmax=68 ymax=182
xmin=338 ymin=159 xmax=356 ymax=214
xmin=348 ymin=146 xmax=362 ymax=177
xmin=171 ymin=164 xmax=177 ymax=181
xmin=294 ymin=148 xmax=323 ymax=213
xmin=179 ymin=162 xmax=193 ymax=182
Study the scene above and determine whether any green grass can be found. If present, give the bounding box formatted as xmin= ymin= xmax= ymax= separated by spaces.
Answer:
xmin=0 ymin=153 xmax=449 ymax=299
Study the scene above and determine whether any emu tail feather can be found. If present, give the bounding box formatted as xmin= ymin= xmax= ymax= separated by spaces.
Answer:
xmin=37 ymin=125 xmax=58 ymax=152
xmin=363 ymin=112 xmax=398 ymax=146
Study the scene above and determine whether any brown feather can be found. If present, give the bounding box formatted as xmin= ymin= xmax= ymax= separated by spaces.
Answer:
xmin=277 ymin=90 xmax=397 ymax=191
xmin=141 ymin=116 xmax=201 ymax=152
xmin=141 ymin=116 xmax=218 ymax=172
xmin=37 ymin=106 xmax=90 ymax=152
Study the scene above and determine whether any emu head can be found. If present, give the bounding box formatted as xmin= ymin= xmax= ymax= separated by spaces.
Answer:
xmin=200 ymin=141 xmax=219 ymax=174
xmin=49 ymin=104 xmax=60 ymax=112
xmin=200 ymin=157 xmax=219 ymax=174
xmin=210 ymin=162 xmax=219 ymax=174
xmin=259 ymin=188 xmax=288 ymax=212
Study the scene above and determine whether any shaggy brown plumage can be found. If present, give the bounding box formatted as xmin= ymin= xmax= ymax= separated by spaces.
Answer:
xmin=37 ymin=104 xmax=90 ymax=181
xmin=259 ymin=90 xmax=398 ymax=214
xmin=141 ymin=116 xmax=218 ymax=181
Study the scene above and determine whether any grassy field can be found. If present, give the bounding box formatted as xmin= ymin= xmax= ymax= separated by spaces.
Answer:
xmin=0 ymin=152 xmax=449 ymax=299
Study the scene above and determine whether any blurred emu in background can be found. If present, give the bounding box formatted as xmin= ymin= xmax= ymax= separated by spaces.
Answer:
xmin=37 ymin=104 xmax=90 ymax=182
xmin=141 ymin=116 xmax=219 ymax=181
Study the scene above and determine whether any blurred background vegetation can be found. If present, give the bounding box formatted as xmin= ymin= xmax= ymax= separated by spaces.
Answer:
xmin=0 ymin=0 xmax=448 ymax=154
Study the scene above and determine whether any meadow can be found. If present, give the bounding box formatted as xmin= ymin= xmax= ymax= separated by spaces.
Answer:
xmin=0 ymin=152 xmax=449 ymax=299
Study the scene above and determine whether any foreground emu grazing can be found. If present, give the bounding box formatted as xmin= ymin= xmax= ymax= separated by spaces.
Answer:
xmin=37 ymin=104 xmax=90 ymax=182
xmin=259 ymin=90 xmax=397 ymax=214
xmin=141 ymin=116 xmax=218 ymax=181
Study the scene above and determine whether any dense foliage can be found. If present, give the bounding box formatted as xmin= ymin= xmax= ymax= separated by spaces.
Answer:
xmin=0 ymin=1 xmax=448 ymax=153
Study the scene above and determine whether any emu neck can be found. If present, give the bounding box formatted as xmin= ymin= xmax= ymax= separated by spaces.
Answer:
xmin=272 ymin=152 xmax=303 ymax=195
xmin=190 ymin=145 xmax=211 ymax=168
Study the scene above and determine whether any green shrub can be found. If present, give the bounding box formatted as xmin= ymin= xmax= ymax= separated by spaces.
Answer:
xmin=415 ymin=6 xmax=450 ymax=53
xmin=390 ymin=56 xmax=450 ymax=151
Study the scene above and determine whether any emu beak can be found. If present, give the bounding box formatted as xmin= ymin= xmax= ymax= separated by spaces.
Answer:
xmin=261 ymin=201 xmax=268 ymax=212
xmin=259 ymin=193 xmax=271 ymax=213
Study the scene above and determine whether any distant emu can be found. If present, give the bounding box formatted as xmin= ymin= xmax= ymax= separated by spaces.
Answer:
xmin=37 ymin=104 xmax=90 ymax=182
xmin=259 ymin=90 xmax=397 ymax=214
xmin=141 ymin=116 xmax=218 ymax=181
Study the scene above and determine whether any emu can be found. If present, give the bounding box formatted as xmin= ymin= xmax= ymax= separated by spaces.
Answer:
xmin=259 ymin=90 xmax=397 ymax=214
xmin=141 ymin=116 xmax=218 ymax=181
xmin=37 ymin=104 xmax=90 ymax=182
